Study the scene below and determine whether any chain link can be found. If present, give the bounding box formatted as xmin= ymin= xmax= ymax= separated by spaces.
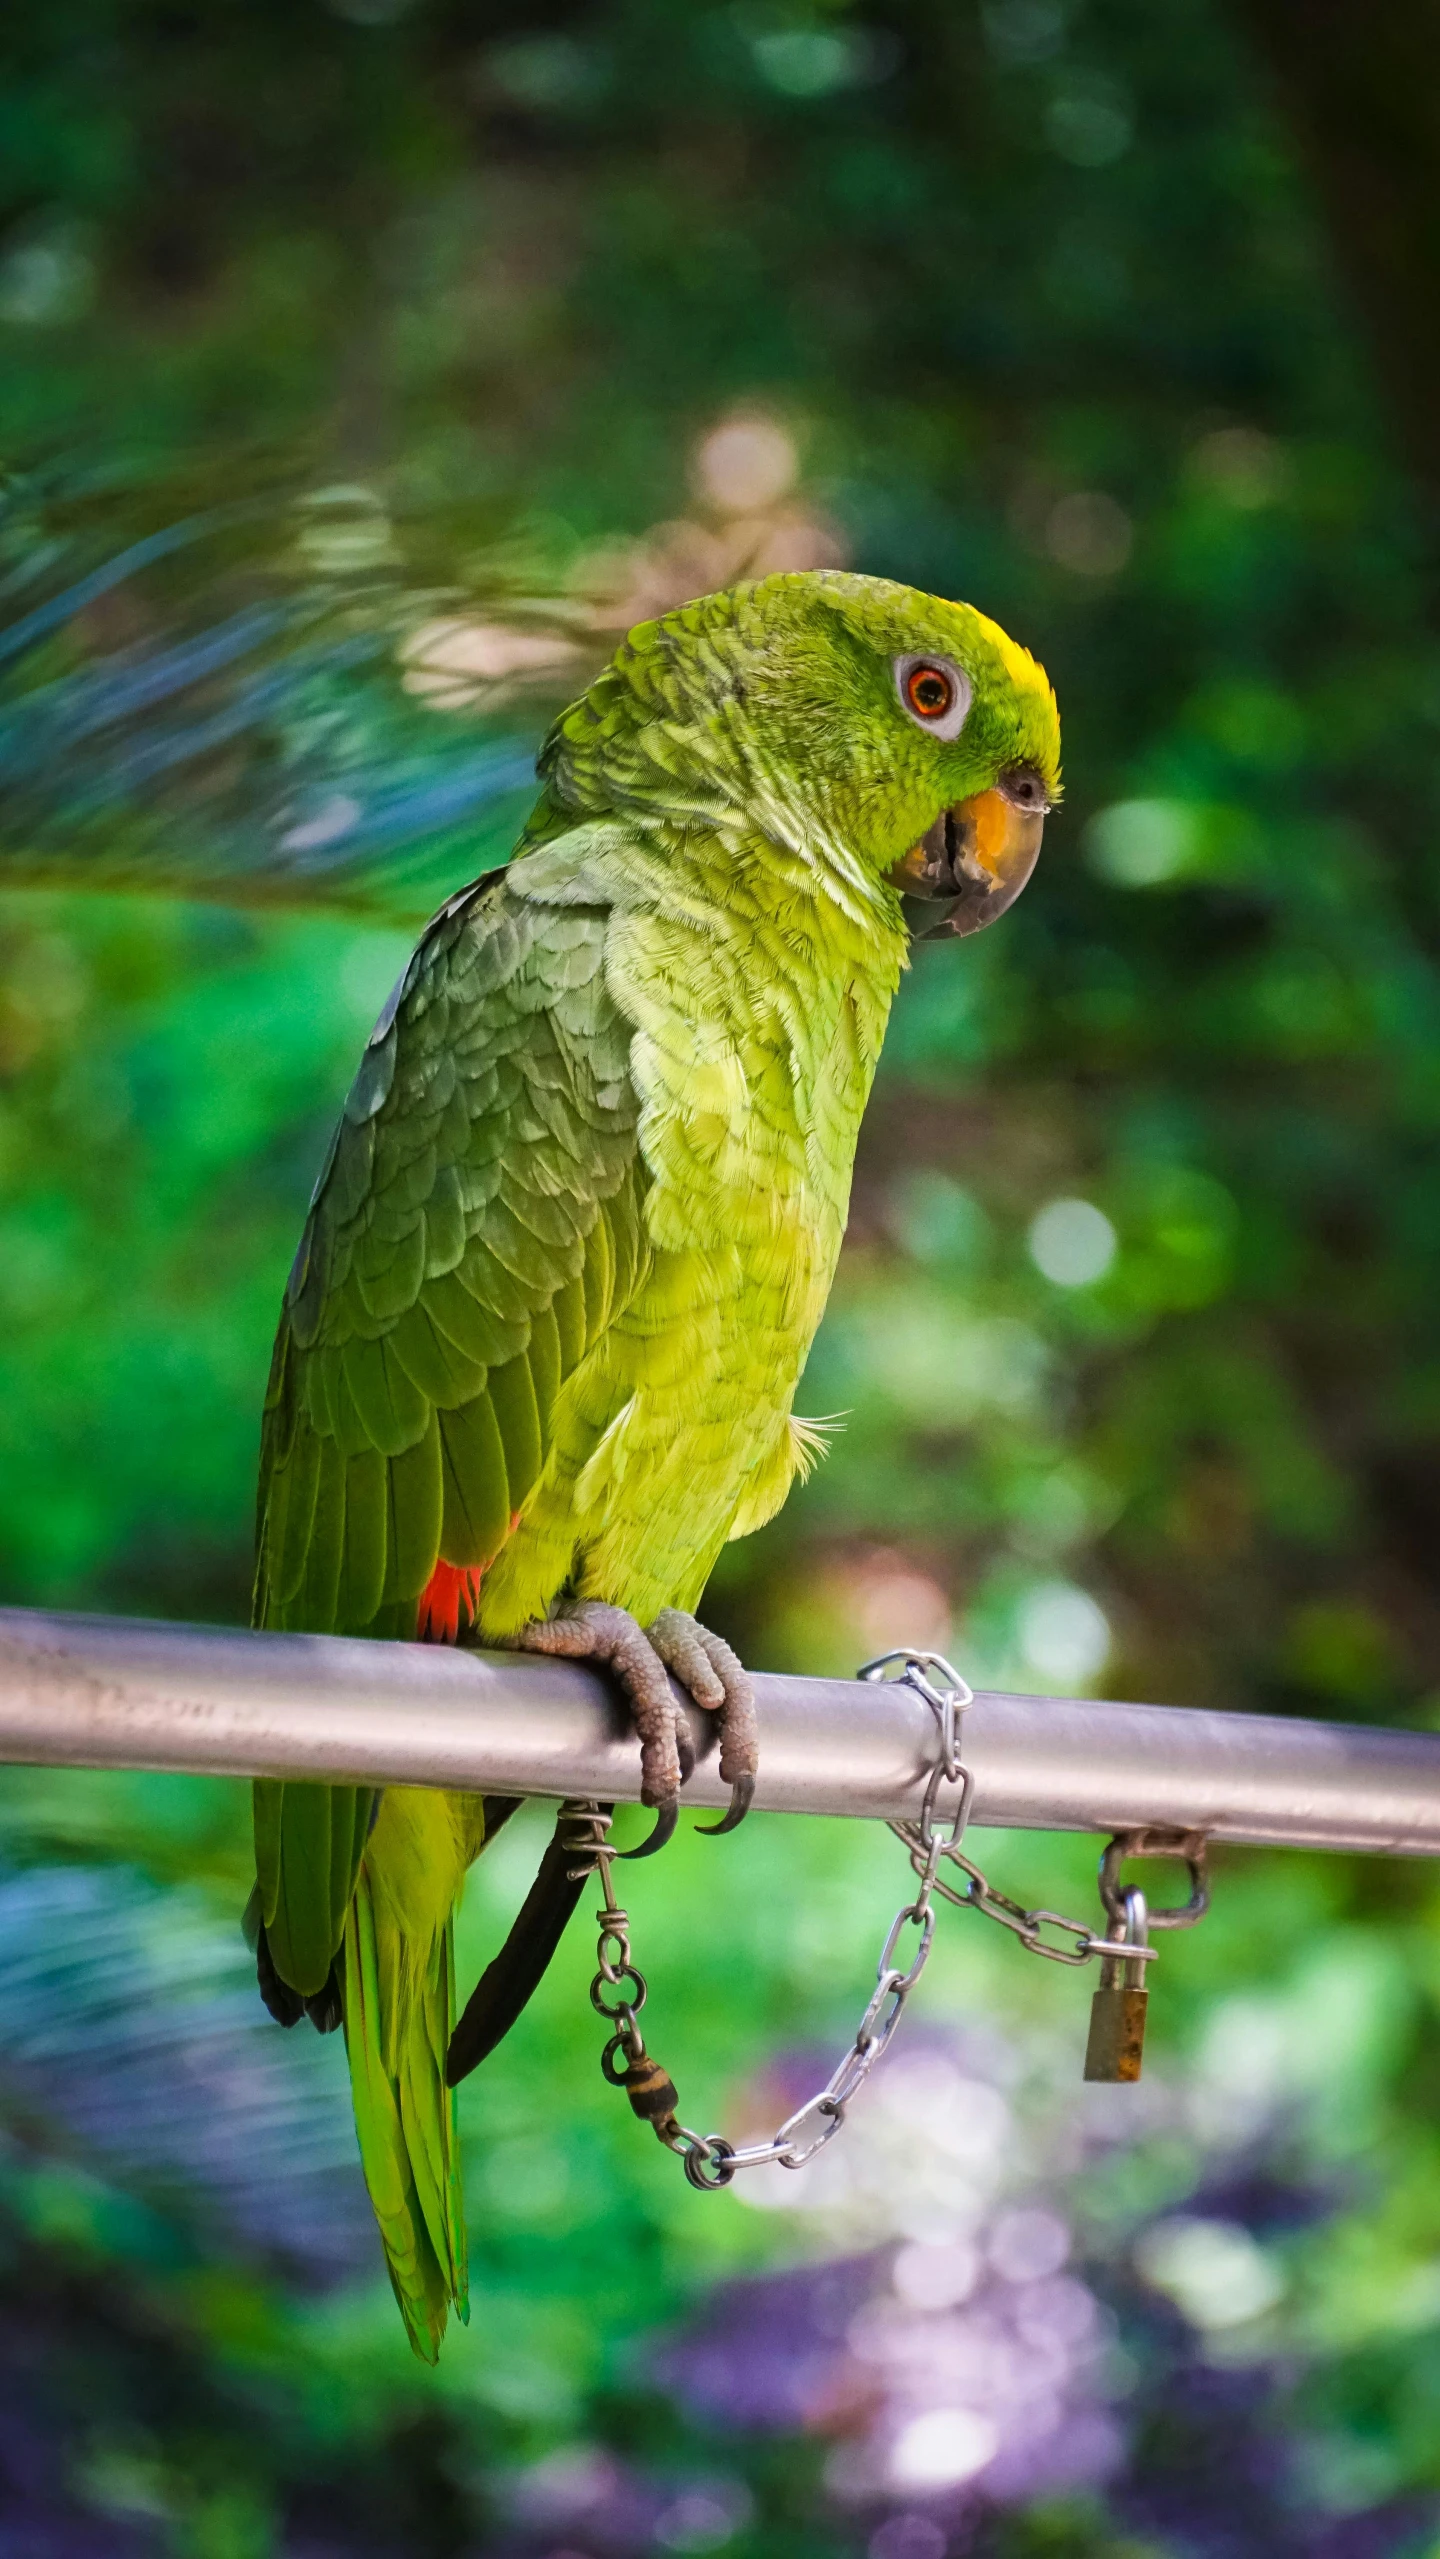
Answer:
xmin=569 ymin=1650 xmax=1206 ymax=2188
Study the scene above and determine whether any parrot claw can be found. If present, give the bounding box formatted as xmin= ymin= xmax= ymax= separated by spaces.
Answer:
xmin=623 ymin=1797 xmax=679 ymax=1858
xmin=675 ymin=1719 xmax=697 ymax=1787
xmin=644 ymin=1607 xmax=758 ymax=1836
xmin=696 ymin=1773 xmax=754 ymax=1837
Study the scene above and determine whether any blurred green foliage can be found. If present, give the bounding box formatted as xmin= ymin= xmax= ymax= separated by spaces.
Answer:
xmin=3 ymin=0 xmax=1440 ymax=2551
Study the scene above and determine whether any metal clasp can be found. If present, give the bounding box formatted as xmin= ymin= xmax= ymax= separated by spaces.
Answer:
xmin=1099 ymin=1827 xmax=1209 ymax=1931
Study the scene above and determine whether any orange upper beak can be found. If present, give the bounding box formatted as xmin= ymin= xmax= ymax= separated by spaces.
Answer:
xmin=887 ymin=784 xmax=1047 ymax=939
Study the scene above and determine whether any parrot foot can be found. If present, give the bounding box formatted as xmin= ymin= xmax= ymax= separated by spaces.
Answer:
xmin=515 ymin=1601 xmax=696 ymax=1851
xmin=645 ymin=1608 xmax=757 ymax=1837
xmin=514 ymin=1601 xmax=756 ymax=1848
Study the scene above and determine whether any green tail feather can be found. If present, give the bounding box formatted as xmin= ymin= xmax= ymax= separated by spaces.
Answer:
xmin=342 ymin=1865 xmax=468 ymax=2362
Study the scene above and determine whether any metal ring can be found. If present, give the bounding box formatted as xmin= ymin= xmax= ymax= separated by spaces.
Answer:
xmin=590 ymin=1965 xmax=647 ymax=2020
xmin=1098 ymin=1829 xmax=1209 ymax=1928
xmin=857 ymin=1649 xmax=974 ymax=1786
xmin=683 ymin=2137 xmax=737 ymax=2192
xmin=1082 ymin=1934 xmax=1158 ymax=1965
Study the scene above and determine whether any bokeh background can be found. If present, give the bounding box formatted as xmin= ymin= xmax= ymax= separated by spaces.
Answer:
xmin=3 ymin=0 xmax=1440 ymax=2550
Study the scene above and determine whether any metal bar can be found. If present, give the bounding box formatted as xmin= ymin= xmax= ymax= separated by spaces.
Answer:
xmin=0 ymin=1606 xmax=1435 ymax=1855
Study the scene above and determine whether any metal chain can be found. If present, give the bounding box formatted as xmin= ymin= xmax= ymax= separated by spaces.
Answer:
xmin=561 ymin=1776 xmax=949 ymax=2190
xmin=874 ymin=1653 xmax=1195 ymax=1969
xmin=568 ymin=1649 xmax=1206 ymax=2190
xmin=676 ymin=1855 xmax=941 ymax=2191
xmin=564 ymin=1801 xmax=659 ymax=2087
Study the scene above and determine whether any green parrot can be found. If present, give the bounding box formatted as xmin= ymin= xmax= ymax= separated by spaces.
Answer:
xmin=249 ymin=567 xmax=1061 ymax=2358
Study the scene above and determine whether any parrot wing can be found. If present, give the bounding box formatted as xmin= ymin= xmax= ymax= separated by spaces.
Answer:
xmin=252 ymin=845 xmax=649 ymax=1993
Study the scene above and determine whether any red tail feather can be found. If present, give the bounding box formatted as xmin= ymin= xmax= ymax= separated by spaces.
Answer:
xmin=416 ymin=1562 xmax=482 ymax=1645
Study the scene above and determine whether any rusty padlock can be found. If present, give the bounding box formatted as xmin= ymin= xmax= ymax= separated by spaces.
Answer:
xmin=1083 ymin=1886 xmax=1152 ymax=2083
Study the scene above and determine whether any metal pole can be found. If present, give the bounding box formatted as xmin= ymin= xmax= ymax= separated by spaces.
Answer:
xmin=0 ymin=1606 xmax=1436 ymax=1855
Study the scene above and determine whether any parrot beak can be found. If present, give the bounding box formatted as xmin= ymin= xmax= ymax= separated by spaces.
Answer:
xmin=887 ymin=768 xmax=1048 ymax=939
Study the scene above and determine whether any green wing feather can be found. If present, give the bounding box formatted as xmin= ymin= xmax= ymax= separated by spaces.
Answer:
xmin=251 ymin=846 xmax=648 ymax=2351
xmin=253 ymin=858 xmax=644 ymax=1989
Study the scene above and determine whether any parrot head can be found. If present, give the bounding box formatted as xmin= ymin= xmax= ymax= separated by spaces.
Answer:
xmin=545 ymin=567 xmax=1061 ymax=936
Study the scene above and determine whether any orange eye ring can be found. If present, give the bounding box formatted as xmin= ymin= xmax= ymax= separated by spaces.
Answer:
xmin=904 ymin=662 xmax=955 ymax=720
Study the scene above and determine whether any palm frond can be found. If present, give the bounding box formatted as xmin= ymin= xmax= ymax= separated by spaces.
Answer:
xmin=0 ymin=462 xmax=596 ymax=926
xmin=0 ymin=1860 xmax=374 ymax=2286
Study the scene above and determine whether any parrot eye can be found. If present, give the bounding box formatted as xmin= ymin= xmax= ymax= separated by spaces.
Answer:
xmin=894 ymin=652 xmax=972 ymax=743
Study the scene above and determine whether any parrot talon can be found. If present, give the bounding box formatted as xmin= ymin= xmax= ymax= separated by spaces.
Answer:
xmin=623 ymin=1798 xmax=679 ymax=1858
xmin=697 ymin=1773 xmax=755 ymax=1837
xmin=644 ymin=1607 xmax=757 ymax=1827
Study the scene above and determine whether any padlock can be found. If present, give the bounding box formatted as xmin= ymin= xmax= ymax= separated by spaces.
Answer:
xmin=1083 ymin=1886 xmax=1151 ymax=2083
